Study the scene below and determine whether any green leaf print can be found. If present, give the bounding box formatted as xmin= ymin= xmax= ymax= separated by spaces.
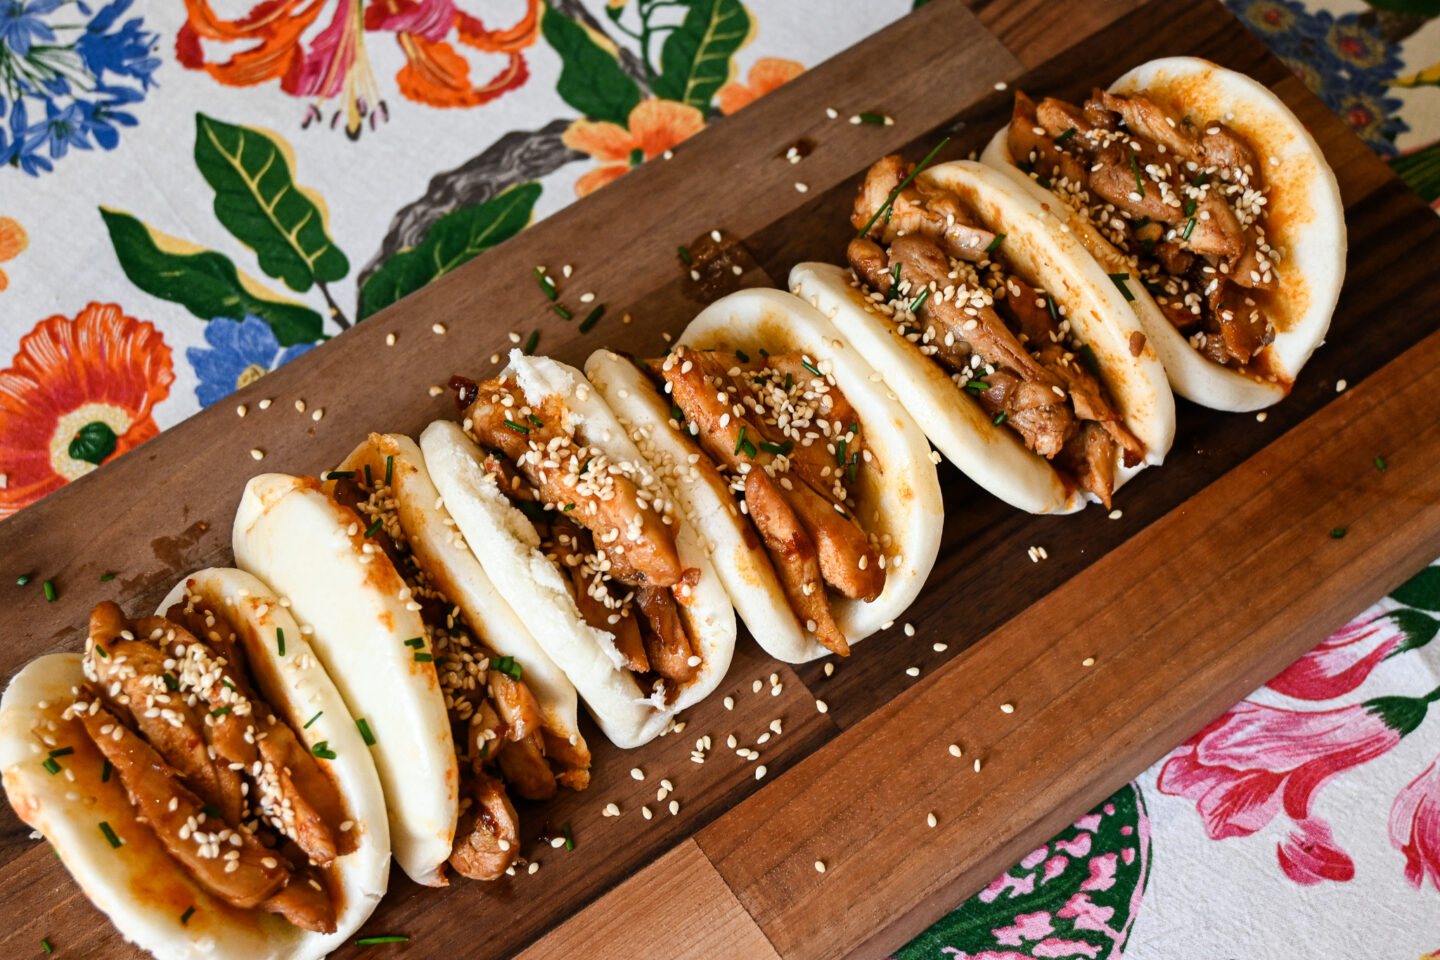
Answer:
xmin=652 ymin=0 xmax=751 ymax=112
xmin=1387 ymin=607 xmax=1440 ymax=658
xmin=358 ymin=183 xmax=542 ymax=321
xmin=1390 ymin=140 xmax=1440 ymax=204
xmin=100 ymin=207 xmax=324 ymax=346
xmin=543 ymin=4 xmax=643 ymax=125
xmin=897 ymin=783 xmax=1151 ymax=959
xmin=193 ymin=113 xmax=350 ymax=293
xmin=1391 ymin=565 xmax=1440 ymax=612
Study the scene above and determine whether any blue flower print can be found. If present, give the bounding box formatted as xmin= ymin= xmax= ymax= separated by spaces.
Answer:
xmin=0 ymin=0 xmax=62 ymax=59
xmin=187 ymin=315 xmax=315 ymax=408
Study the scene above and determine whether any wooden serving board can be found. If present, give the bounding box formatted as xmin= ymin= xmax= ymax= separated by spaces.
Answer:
xmin=3 ymin=0 xmax=1438 ymax=957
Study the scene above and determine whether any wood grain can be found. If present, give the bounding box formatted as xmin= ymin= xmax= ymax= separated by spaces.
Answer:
xmin=1 ymin=0 xmax=1436 ymax=958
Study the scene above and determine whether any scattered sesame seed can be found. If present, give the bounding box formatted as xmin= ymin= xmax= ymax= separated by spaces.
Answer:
xmin=769 ymin=719 xmax=783 ymax=735
xmin=795 ymin=182 xmax=809 ymax=193
xmin=710 ymin=230 xmax=722 ymax=243
xmin=1108 ymin=509 xmax=1123 ymax=520
xmin=661 ymin=779 xmax=673 ymax=792
xmin=508 ymin=332 xmax=521 ymax=343
xmin=642 ymin=805 xmax=652 ymax=820
xmin=580 ymin=292 xmax=595 ymax=304
xmin=432 ymin=323 xmax=447 ymax=335
xmin=562 ymin=264 xmax=573 ymax=278
xmin=994 ymin=80 xmax=1008 ymax=90
xmin=1082 ymin=656 xmax=1096 ymax=667
xmin=926 ymin=812 xmax=937 ymax=828
xmin=630 ymin=767 xmax=644 ymax=780
xmin=294 ymin=399 xmax=306 ymax=413
xmin=528 ymin=861 xmax=540 ymax=875
xmin=1000 ymin=702 xmax=1015 ymax=714
xmin=752 ymin=679 xmax=763 ymax=694
xmin=662 ymin=149 xmax=674 ymax=160
xmin=689 ymin=269 xmax=701 ymax=281
xmin=723 ymin=696 xmax=734 ymax=711
xmin=755 ymin=765 xmax=767 ymax=780
xmin=1336 ymin=379 xmax=1347 ymax=393
xmin=825 ymin=107 xmax=838 ymax=119
xmin=771 ymin=684 xmax=783 ymax=696
xmin=815 ymin=699 xmax=828 ymax=714
xmin=311 ymin=408 xmax=324 ymax=421
xmin=948 ymin=744 xmax=962 ymax=758
xmin=815 ymin=860 xmax=826 ymax=873
xmin=236 ymin=404 xmax=247 ymax=418
xmin=257 ymin=398 xmax=272 ymax=410
xmin=428 ymin=385 xmax=444 ymax=397
xmin=823 ymin=663 xmax=834 ymax=677
xmin=973 ymin=758 xmax=982 ymax=773
xmin=905 ymin=666 xmax=920 ymax=677
xmin=385 ymin=332 xmax=396 ymax=346
xmin=669 ymin=800 xmax=680 ymax=815
xmin=732 ymin=264 xmax=743 ymax=276
xmin=250 ymin=448 xmax=265 ymax=461
xmin=903 ymin=623 xmax=915 ymax=637
xmin=1256 ymin=411 xmax=1268 ymax=422
xmin=932 ymin=642 xmax=948 ymax=653
xmin=848 ymin=115 xmax=862 ymax=125
xmin=622 ymin=312 xmax=633 ymax=324
xmin=603 ymin=802 xmax=620 ymax=817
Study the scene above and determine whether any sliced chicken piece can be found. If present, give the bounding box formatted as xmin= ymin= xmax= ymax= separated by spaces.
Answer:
xmin=1007 ymin=91 xmax=1090 ymax=186
xmin=496 ymin=734 xmax=558 ymax=802
xmin=488 ymin=670 xmax=543 ymax=744
xmin=449 ymin=775 xmax=519 ymax=881
xmin=1200 ymin=122 xmax=1263 ymax=188
xmin=781 ymin=476 xmax=885 ymax=602
xmin=743 ymin=469 xmax=848 ymax=657
xmin=549 ymin=520 xmax=649 ymax=672
xmin=78 ymin=700 xmax=289 ymax=909
xmin=1001 ymin=275 xmax=1059 ymax=344
xmin=847 ymin=237 xmax=893 ymax=293
xmin=1181 ymin=193 xmax=1246 ymax=260
xmin=255 ymin=715 xmax=343 ymax=867
xmin=1096 ymin=90 xmax=1200 ymax=163
xmin=541 ymin=731 xmax=592 ymax=792
xmin=1229 ymin=228 xmax=1278 ymax=291
xmin=262 ymin=866 xmax=336 ymax=934
xmin=1056 ymin=423 xmax=1119 ymax=509
xmin=636 ymin=585 xmax=698 ymax=683
xmin=1213 ymin=287 xmax=1273 ymax=365
xmin=1088 ymin=143 xmax=1180 ymax=223
xmin=851 ymin=155 xmax=996 ymax=261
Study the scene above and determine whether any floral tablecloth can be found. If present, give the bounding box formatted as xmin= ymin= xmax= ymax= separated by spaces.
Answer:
xmin=2 ymin=0 xmax=1438 ymax=956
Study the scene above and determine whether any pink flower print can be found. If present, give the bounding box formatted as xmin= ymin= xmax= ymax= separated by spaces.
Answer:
xmin=1390 ymin=753 xmax=1440 ymax=893
xmin=1081 ymin=853 xmax=1118 ymax=891
xmin=1278 ymin=818 xmax=1355 ymax=884
xmin=1266 ymin=612 xmax=1405 ymax=700
xmin=993 ymin=912 xmax=1054 ymax=946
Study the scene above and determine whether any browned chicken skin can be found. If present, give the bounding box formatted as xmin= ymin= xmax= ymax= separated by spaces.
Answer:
xmin=449 ymin=775 xmax=520 ymax=881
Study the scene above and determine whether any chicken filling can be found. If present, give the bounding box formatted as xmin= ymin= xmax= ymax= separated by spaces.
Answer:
xmin=328 ymin=466 xmax=588 ymax=882
xmin=66 ymin=599 xmax=353 ymax=933
xmin=451 ymin=376 xmax=705 ymax=705
xmin=1007 ymin=87 xmax=1281 ymax=376
xmin=848 ymin=155 xmax=1145 ymax=508
xmin=643 ymin=346 xmax=886 ymax=658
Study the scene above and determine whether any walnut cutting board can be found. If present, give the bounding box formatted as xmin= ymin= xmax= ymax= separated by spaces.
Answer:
xmin=3 ymin=1 xmax=1438 ymax=958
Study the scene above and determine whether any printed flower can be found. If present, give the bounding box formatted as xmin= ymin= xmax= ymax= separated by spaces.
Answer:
xmin=1232 ymin=0 xmax=1302 ymax=48
xmin=0 ymin=303 xmax=173 ymax=519
xmin=563 ymin=98 xmax=705 ymax=197
xmin=0 ymin=216 xmax=26 ymax=291
xmin=1265 ymin=611 xmax=1405 ymax=701
xmin=186 ymin=315 xmax=314 ymax=409
xmin=1390 ymin=752 xmax=1440 ymax=894
xmin=176 ymin=0 xmax=539 ymax=138
xmin=717 ymin=57 xmax=805 ymax=116
xmin=1278 ymin=817 xmax=1354 ymax=885
xmin=0 ymin=0 xmax=61 ymax=58
xmin=1334 ymin=89 xmax=1409 ymax=156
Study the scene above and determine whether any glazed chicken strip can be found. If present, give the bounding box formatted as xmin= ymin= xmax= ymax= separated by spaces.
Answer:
xmin=635 ymin=585 xmax=697 ymax=683
xmin=852 ymin=153 xmax=996 ymax=261
xmin=847 ymin=237 xmax=975 ymax=373
xmin=547 ymin=518 xmax=649 ymax=672
xmin=76 ymin=700 xmax=291 ymax=911
xmin=254 ymin=718 xmax=343 ymax=867
xmin=743 ymin=469 xmax=848 ymax=656
xmin=462 ymin=385 xmax=681 ymax=587
xmin=486 ymin=669 xmax=558 ymax=801
xmin=449 ymin=775 xmax=520 ymax=881
xmin=261 ymin=866 xmax=336 ymax=934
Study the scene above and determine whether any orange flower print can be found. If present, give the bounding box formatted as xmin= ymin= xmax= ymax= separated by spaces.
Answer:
xmin=0 ymin=218 xmax=27 ymax=292
xmin=563 ymin=98 xmax=705 ymax=197
xmin=717 ymin=58 xmax=804 ymax=116
xmin=0 ymin=304 xmax=174 ymax=519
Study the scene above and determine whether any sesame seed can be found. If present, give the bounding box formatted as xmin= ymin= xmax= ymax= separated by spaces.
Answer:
xmin=825 ymin=107 xmax=838 ymax=119
xmin=771 ymin=684 xmax=783 ymax=696
xmin=1000 ymin=703 xmax=1014 ymax=714
xmin=432 ymin=323 xmax=447 ymax=335
xmin=1256 ymin=411 xmax=1268 ymax=422
xmin=752 ymin=679 xmax=763 ymax=694
xmin=1336 ymin=379 xmax=1347 ymax=393
xmin=257 ymin=398 xmax=271 ymax=410
xmin=311 ymin=408 xmax=324 ymax=421
xmin=823 ymin=663 xmax=834 ymax=677
xmin=663 ymin=149 xmax=674 ymax=159
xmin=755 ymin=765 xmax=767 ymax=780
xmin=1082 ymin=656 xmax=1096 ymax=667
xmin=294 ymin=399 xmax=306 ymax=412
xmin=690 ymin=269 xmax=701 ymax=281
xmin=385 ymin=332 xmax=396 ymax=346
xmin=661 ymin=779 xmax=673 ymax=791
xmin=250 ymin=448 xmax=265 ymax=461
xmin=993 ymin=80 xmax=1008 ymax=91
xmin=926 ymin=812 xmax=937 ymax=828
xmin=769 ymin=719 xmax=783 ymax=735
xmin=497 ymin=839 xmax=511 ymax=851
xmin=903 ymin=623 xmax=915 ymax=637
xmin=932 ymin=643 xmax=948 ymax=653
xmin=428 ymin=385 xmax=444 ymax=397
xmin=642 ymin=805 xmax=652 ymax=820
xmin=795 ymin=182 xmax=809 ymax=193
xmin=630 ymin=767 xmax=644 ymax=780
xmin=710 ymin=230 xmax=722 ymax=243
xmin=580 ymin=292 xmax=595 ymax=304
xmin=490 ymin=354 xmax=501 ymax=364
xmin=603 ymin=802 xmax=620 ymax=816
xmin=732 ymin=264 xmax=743 ymax=275
xmin=815 ymin=699 xmax=828 ymax=714
xmin=669 ymin=800 xmax=680 ymax=815
xmin=528 ymin=862 xmax=540 ymax=875
xmin=562 ymin=264 xmax=573 ymax=278
xmin=1108 ymin=509 xmax=1123 ymax=520
xmin=236 ymin=404 xmax=247 ymax=418
xmin=508 ymin=332 xmax=521 ymax=343
xmin=948 ymin=744 xmax=962 ymax=758
xmin=973 ymin=758 xmax=982 ymax=773
xmin=815 ymin=860 xmax=826 ymax=873
xmin=849 ymin=115 xmax=862 ymax=125
xmin=723 ymin=696 xmax=734 ymax=710
xmin=550 ymin=836 xmax=565 ymax=848
xmin=905 ymin=666 xmax=920 ymax=677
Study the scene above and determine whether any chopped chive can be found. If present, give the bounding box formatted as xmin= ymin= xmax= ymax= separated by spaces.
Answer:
xmin=202 ymin=803 xmax=222 ymax=820
xmin=579 ymin=456 xmax=592 ymax=475
xmin=1375 ymin=456 xmax=1388 ymax=472
xmin=855 ymin=136 xmax=951 ymax=239
xmin=984 ymin=233 xmax=1006 ymax=254
xmin=857 ymin=112 xmax=885 ymax=125
xmin=677 ymin=245 xmax=693 ymax=265
xmin=276 ymin=627 xmax=285 ymax=657
xmin=1183 ymin=197 xmax=1197 ymax=218
xmin=95 ymin=645 xmax=109 ymax=659
xmin=517 ymin=499 xmax=546 ymax=522
xmin=503 ymin=419 xmax=530 ymax=435
xmin=385 ymin=455 xmax=394 ymax=486
xmin=100 ymin=759 xmax=111 ymax=783
xmin=734 ymin=426 xmax=748 ymax=457
xmin=211 ymin=706 xmax=232 ymax=718
xmin=734 ymin=349 xmax=749 ymax=363
xmin=758 ymin=347 xmax=770 ymax=357
xmin=357 ymin=718 xmax=376 ymax=746
xmin=492 ymin=655 xmax=523 ymax=679
xmin=1054 ymin=127 xmax=1076 ymax=144
xmin=304 ymin=710 xmax=323 ymax=729
xmin=222 ymin=679 xmax=235 ymax=691
xmin=1129 ymin=150 xmax=1144 ymax=197
xmin=847 ymin=458 xmax=857 ymax=483
xmin=534 ymin=267 xmax=557 ymax=301
xmin=552 ymin=303 xmax=572 ymax=321
xmin=356 ymin=936 xmax=410 ymax=946
xmin=1142 ymin=278 xmax=1166 ymax=295
xmin=784 ymin=372 xmax=793 ymax=391
xmin=759 ymin=440 xmax=793 ymax=456
xmin=801 ymin=358 xmax=822 ymax=377
xmin=1140 ymin=237 xmax=1155 ymax=256
xmin=993 ymin=412 xmax=1008 ymax=426
xmin=1330 ymin=528 xmax=1347 ymax=539
xmin=884 ymin=262 xmax=903 ymax=302
xmin=99 ymin=821 xmax=121 ymax=848
xmin=478 ymin=741 xmax=490 ymax=759
xmin=1080 ymin=344 xmax=1101 ymax=377
xmin=99 ymin=572 xmax=115 ymax=582
xmin=43 ymin=580 xmax=56 ymax=602
xmin=1192 ymin=171 xmax=1209 ymax=187
xmin=364 ymin=517 xmax=383 ymax=538
xmin=910 ymin=289 xmax=930 ymax=312
xmin=324 ymin=470 xmax=355 ymax=480
xmin=740 ymin=437 xmax=757 ymax=459
xmin=364 ymin=464 xmax=373 ymax=488
xmin=42 ymin=938 xmax=53 ymax=953
xmin=1108 ymin=273 xmax=1134 ymax=302
xmin=162 ymin=672 xmax=180 ymax=691
xmin=413 ymin=652 xmax=434 ymax=663
xmin=42 ymin=758 xmax=61 ymax=775
xmin=311 ymin=741 xmax=337 ymax=760
xmin=669 ymin=405 xmax=684 ymax=423
xmin=404 ymin=637 xmax=424 ymax=648
xmin=527 ymin=413 xmax=544 ymax=427
xmin=579 ymin=305 xmax=605 ymax=334
xmin=965 ymin=379 xmax=990 ymax=393
xmin=524 ymin=330 xmax=541 ymax=354
xmin=180 ymin=906 xmax=195 ymax=925
xmin=16 ymin=574 xmax=31 ymax=586
xmin=564 ymin=503 xmax=575 ymax=511
xmin=836 ymin=438 xmax=847 ymax=466
xmin=1046 ymin=295 xmax=1058 ymax=321
xmin=1181 ymin=217 xmax=1196 ymax=242
xmin=49 ymin=746 xmax=74 ymax=758
xmin=562 ymin=820 xmax=575 ymax=850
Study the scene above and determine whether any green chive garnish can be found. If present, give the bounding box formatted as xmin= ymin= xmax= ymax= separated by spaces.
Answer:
xmin=163 ymin=673 xmax=180 ymax=691
xmin=304 ymin=710 xmax=323 ymax=729
xmin=99 ymin=572 xmax=115 ymax=582
xmin=911 ymin=289 xmax=930 ymax=313
xmin=734 ymin=426 xmax=748 ymax=457
xmin=42 ymin=937 xmax=53 ymax=953
xmin=801 ymin=358 xmax=822 ymax=378
xmin=180 ymin=906 xmax=195 ymax=925
xmin=364 ymin=517 xmax=383 ymax=538
xmin=534 ymin=267 xmax=557 ymax=301
xmin=524 ymin=330 xmax=541 ymax=354
xmin=564 ymin=503 xmax=575 ymax=511
xmin=1183 ymin=197 xmax=1197 ymax=217
xmin=855 ymin=136 xmax=951 ymax=240
xmin=1375 ymin=456 xmax=1388 ymax=472
xmin=1181 ymin=217 xmax=1196 ymax=242
xmin=202 ymin=803 xmax=223 ymax=819
xmin=1054 ymin=127 xmax=1076 ymax=144
xmin=575 ymin=305 xmax=603 ymax=334
xmin=385 ymin=455 xmax=394 ymax=486
xmin=965 ymin=379 xmax=990 ymax=392
xmin=734 ymin=349 xmax=750 ymax=363
xmin=100 ymin=759 xmax=111 ymax=782
xmin=43 ymin=580 xmax=56 ymax=602
xmin=836 ymin=438 xmax=848 ymax=466
xmin=984 ymin=233 xmax=1006 ymax=254
xmin=677 ymin=245 xmax=693 ymax=265
xmin=356 ymin=936 xmax=410 ymax=946
xmin=562 ymin=821 xmax=575 ymax=850
xmin=276 ymin=627 xmax=286 ymax=657
xmin=527 ymin=413 xmax=544 ymax=428
xmin=42 ymin=758 xmax=61 ymax=775
xmin=669 ymin=405 xmax=684 ymax=423
xmin=1331 ymin=528 xmax=1347 ymax=539
xmin=211 ymin=706 xmax=232 ymax=718
xmin=49 ymin=747 xmax=74 ymax=759
xmin=99 ymin=821 xmax=121 ymax=848
xmin=324 ymin=470 xmax=355 ymax=480
xmin=740 ymin=437 xmax=757 ymax=459
xmin=16 ymin=574 xmax=31 ymax=586
xmin=579 ymin=456 xmax=592 ymax=475
xmin=311 ymin=741 xmax=336 ymax=760
xmin=784 ymin=373 xmax=793 ymax=391
xmin=413 ymin=652 xmax=434 ymax=663
xmin=759 ymin=440 xmax=793 ymax=455
xmin=1108 ymin=273 xmax=1134 ymax=302
xmin=1193 ymin=171 xmax=1209 ymax=187
xmin=857 ymin=112 xmax=885 ymax=125
xmin=404 ymin=638 xmax=424 ymax=648
xmin=552 ymin=304 xmax=572 ymax=321
xmin=95 ymin=645 xmax=109 ymax=659
xmin=884 ymin=262 xmax=902 ymax=302
xmin=1080 ymin=344 xmax=1101 ymax=376
xmin=1129 ymin=150 xmax=1144 ymax=197
xmin=1046 ymin=295 xmax=1059 ymax=321
xmin=357 ymin=718 xmax=376 ymax=746
xmin=503 ymin=419 xmax=529 ymax=435
xmin=993 ymin=412 xmax=1008 ymax=426
xmin=364 ymin=464 xmax=373 ymax=488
